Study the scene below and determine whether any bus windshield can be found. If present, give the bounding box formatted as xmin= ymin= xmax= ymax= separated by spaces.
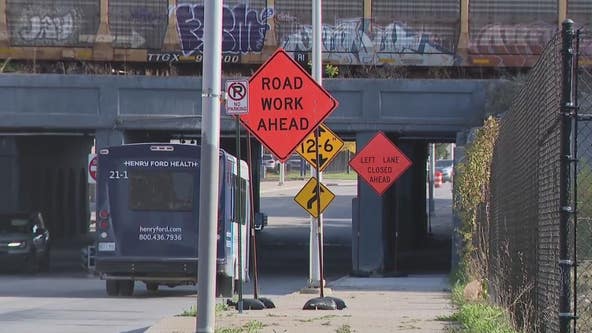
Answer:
xmin=128 ymin=169 xmax=194 ymax=211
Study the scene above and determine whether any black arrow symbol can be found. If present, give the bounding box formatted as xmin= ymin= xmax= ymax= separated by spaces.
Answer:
xmin=311 ymin=154 xmax=328 ymax=168
xmin=306 ymin=186 xmax=325 ymax=209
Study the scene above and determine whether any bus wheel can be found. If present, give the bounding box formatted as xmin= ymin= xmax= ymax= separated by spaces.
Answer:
xmin=118 ymin=280 xmax=134 ymax=296
xmin=216 ymin=273 xmax=234 ymax=298
xmin=106 ymin=280 xmax=119 ymax=296
xmin=146 ymin=282 xmax=158 ymax=292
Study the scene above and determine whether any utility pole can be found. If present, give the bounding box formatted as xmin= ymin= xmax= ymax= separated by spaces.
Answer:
xmin=196 ymin=1 xmax=222 ymax=332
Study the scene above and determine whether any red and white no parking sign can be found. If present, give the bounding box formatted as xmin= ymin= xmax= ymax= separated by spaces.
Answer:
xmin=225 ymin=79 xmax=249 ymax=115
xmin=88 ymin=154 xmax=98 ymax=184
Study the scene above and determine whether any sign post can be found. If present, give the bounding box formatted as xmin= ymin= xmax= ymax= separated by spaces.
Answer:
xmin=225 ymin=80 xmax=269 ymax=312
xmin=225 ymin=79 xmax=248 ymax=313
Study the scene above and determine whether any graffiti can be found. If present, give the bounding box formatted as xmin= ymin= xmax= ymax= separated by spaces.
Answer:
xmin=175 ymin=3 xmax=273 ymax=56
xmin=147 ymin=52 xmax=240 ymax=63
xmin=374 ymin=23 xmax=448 ymax=54
xmin=130 ymin=7 xmax=161 ymax=23
xmin=469 ymin=23 xmax=556 ymax=55
xmin=281 ymin=18 xmax=457 ymax=65
xmin=8 ymin=1 xmax=99 ymax=46
xmin=0 ymin=2 xmax=575 ymax=67
xmin=19 ymin=10 xmax=77 ymax=42
xmin=109 ymin=1 xmax=168 ymax=49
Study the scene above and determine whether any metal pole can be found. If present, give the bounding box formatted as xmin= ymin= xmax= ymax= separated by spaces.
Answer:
xmin=306 ymin=0 xmax=323 ymax=290
xmin=279 ymin=162 xmax=285 ymax=186
xmin=428 ymin=143 xmax=435 ymax=232
xmin=197 ymin=1 xmax=222 ymax=332
xmin=573 ymin=30 xmax=581 ymax=333
xmin=559 ymin=19 xmax=575 ymax=333
xmin=246 ymin=135 xmax=260 ymax=299
xmin=235 ymin=117 xmax=243 ymax=313
xmin=314 ymin=128 xmax=325 ymax=298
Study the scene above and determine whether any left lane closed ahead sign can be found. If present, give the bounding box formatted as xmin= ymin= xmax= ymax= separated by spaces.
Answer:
xmin=240 ymin=48 xmax=338 ymax=162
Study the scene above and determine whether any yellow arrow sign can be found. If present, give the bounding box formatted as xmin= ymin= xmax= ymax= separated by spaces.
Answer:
xmin=294 ymin=177 xmax=336 ymax=218
xmin=296 ymin=124 xmax=344 ymax=172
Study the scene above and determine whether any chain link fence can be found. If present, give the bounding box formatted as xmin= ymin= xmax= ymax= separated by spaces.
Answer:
xmin=484 ymin=22 xmax=592 ymax=333
xmin=575 ymin=30 xmax=592 ymax=333
xmin=488 ymin=29 xmax=564 ymax=331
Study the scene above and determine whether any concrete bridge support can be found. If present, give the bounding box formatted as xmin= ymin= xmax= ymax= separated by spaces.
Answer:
xmin=352 ymin=134 xmax=443 ymax=275
xmin=0 ymin=137 xmax=18 ymax=212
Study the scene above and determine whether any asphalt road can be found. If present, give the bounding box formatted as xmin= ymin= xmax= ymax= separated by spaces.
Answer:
xmin=0 ymin=179 xmax=453 ymax=333
xmin=0 ymin=180 xmax=358 ymax=332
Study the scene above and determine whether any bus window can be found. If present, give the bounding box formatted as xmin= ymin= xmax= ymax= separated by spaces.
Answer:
xmin=128 ymin=170 xmax=194 ymax=211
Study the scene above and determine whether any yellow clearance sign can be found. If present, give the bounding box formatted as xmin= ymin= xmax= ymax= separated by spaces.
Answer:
xmin=296 ymin=124 xmax=344 ymax=171
xmin=294 ymin=177 xmax=335 ymax=218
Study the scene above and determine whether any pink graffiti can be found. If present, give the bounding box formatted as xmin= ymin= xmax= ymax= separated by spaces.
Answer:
xmin=469 ymin=23 xmax=556 ymax=55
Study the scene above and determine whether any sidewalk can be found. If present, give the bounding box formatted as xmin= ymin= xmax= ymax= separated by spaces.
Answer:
xmin=259 ymin=178 xmax=357 ymax=194
xmin=146 ymin=275 xmax=454 ymax=333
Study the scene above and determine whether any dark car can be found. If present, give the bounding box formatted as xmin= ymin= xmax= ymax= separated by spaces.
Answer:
xmin=0 ymin=212 xmax=50 ymax=272
xmin=286 ymin=155 xmax=304 ymax=171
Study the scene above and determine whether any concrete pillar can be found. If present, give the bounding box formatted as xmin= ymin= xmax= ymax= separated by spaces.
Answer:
xmin=451 ymin=132 xmax=467 ymax=271
xmin=394 ymin=141 xmax=424 ymax=252
xmin=0 ymin=137 xmax=18 ymax=212
xmin=352 ymin=131 xmax=385 ymax=275
xmin=95 ymin=129 xmax=126 ymax=149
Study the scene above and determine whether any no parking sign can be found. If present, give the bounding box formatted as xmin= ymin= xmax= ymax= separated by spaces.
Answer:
xmin=225 ymin=79 xmax=249 ymax=115
xmin=88 ymin=154 xmax=98 ymax=184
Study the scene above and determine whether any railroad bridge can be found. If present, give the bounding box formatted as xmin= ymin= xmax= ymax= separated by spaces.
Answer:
xmin=0 ymin=74 xmax=503 ymax=275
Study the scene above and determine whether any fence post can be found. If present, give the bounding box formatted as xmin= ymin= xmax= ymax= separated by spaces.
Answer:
xmin=559 ymin=19 xmax=576 ymax=333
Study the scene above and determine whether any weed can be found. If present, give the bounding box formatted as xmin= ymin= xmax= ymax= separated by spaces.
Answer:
xmin=453 ymin=303 xmax=519 ymax=333
xmin=266 ymin=313 xmax=288 ymax=318
xmin=178 ymin=305 xmax=196 ymax=317
xmin=177 ymin=301 xmax=230 ymax=317
xmin=216 ymin=302 xmax=230 ymax=313
xmin=335 ymin=324 xmax=353 ymax=333
xmin=296 ymin=314 xmax=338 ymax=323
xmin=216 ymin=320 xmax=265 ymax=333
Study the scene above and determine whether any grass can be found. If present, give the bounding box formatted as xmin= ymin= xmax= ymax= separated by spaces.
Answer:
xmin=177 ymin=302 xmax=230 ymax=317
xmin=178 ymin=305 xmax=264 ymax=333
xmin=442 ymin=303 xmax=519 ymax=333
xmin=335 ymin=324 xmax=353 ymax=333
xmin=439 ymin=283 xmax=521 ymax=333
xmin=216 ymin=320 xmax=265 ymax=333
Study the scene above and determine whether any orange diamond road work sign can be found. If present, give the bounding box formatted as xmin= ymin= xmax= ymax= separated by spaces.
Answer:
xmin=240 ymin=48 xmax=338 ymax=162
xmin=348 ymin=132 xmax=412 ymax=195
